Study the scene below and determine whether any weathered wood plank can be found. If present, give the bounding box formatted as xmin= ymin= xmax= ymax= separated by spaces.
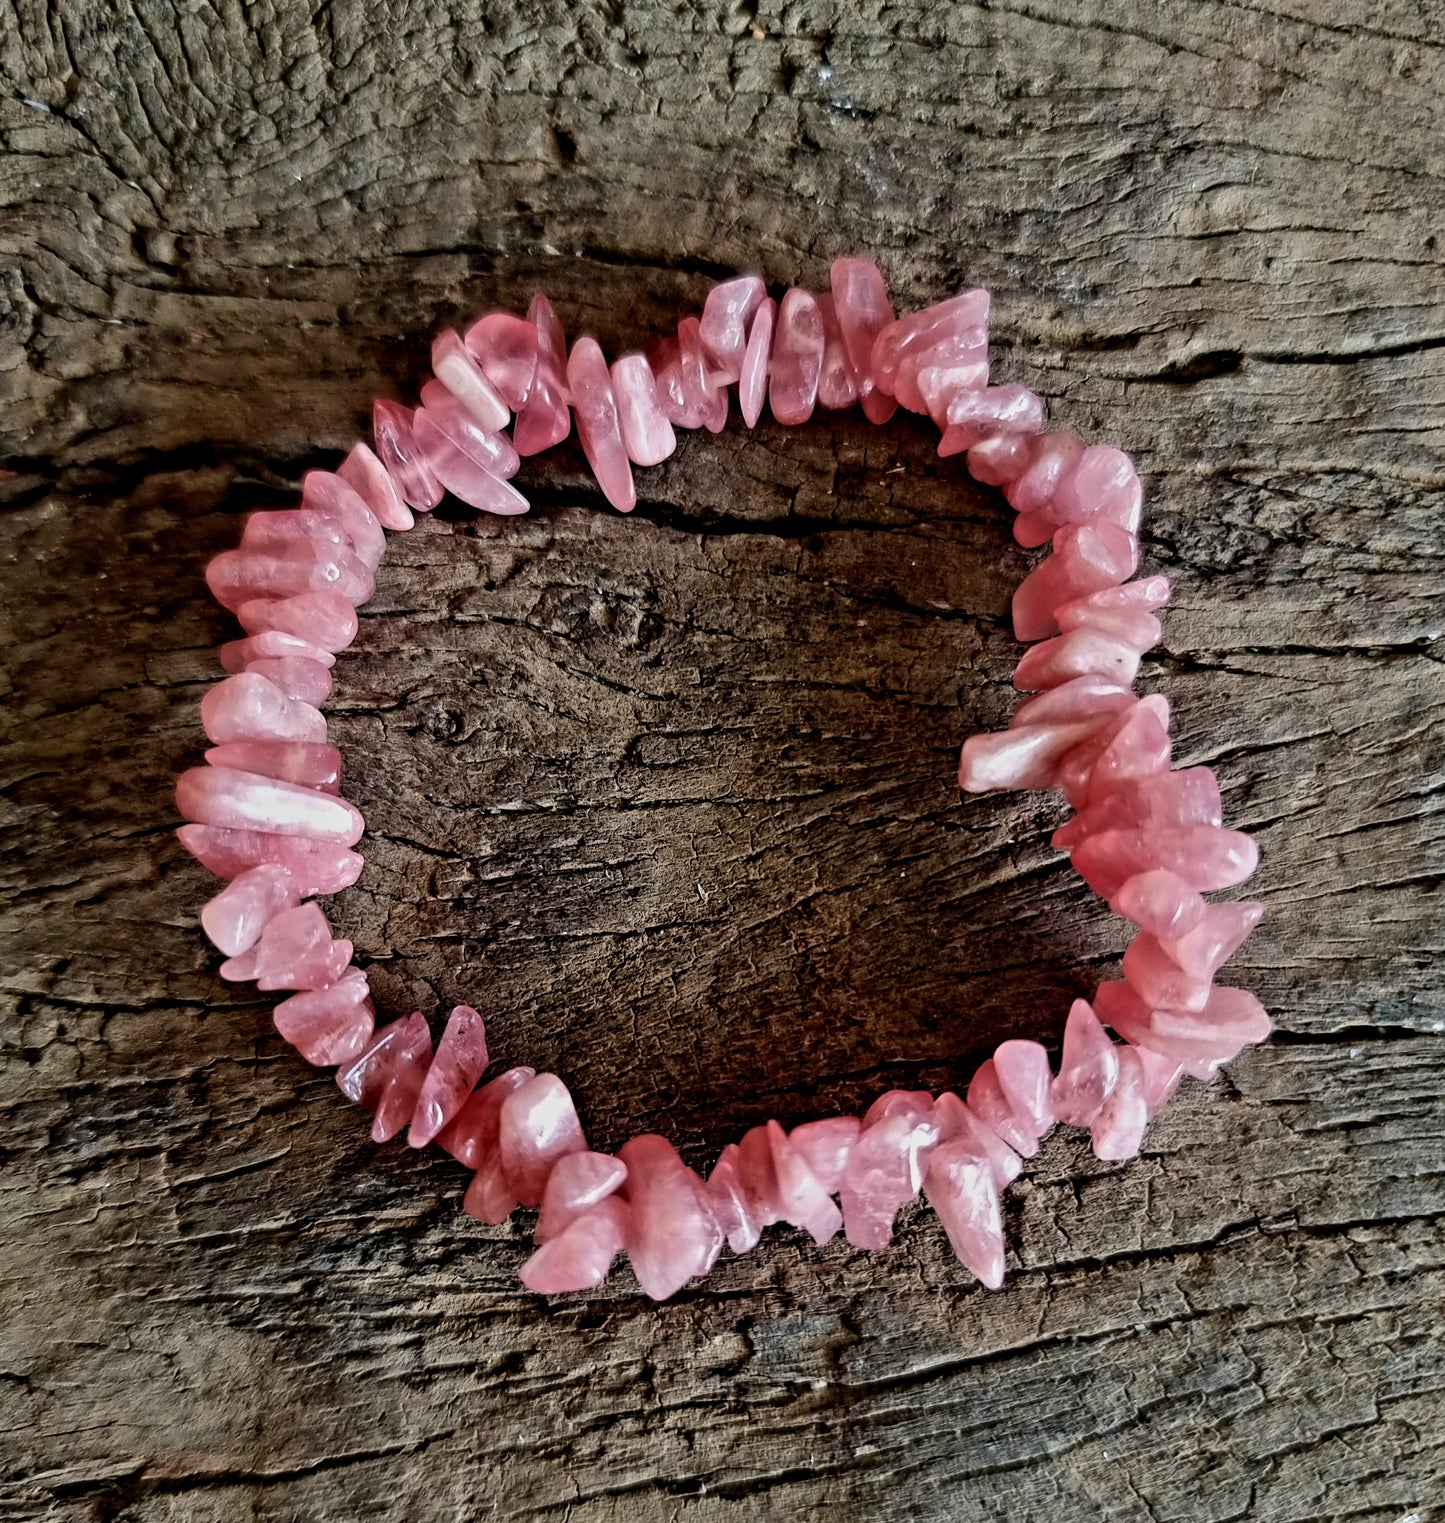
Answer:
xmin=1 ymin=1 xmax=1441 ymax=1518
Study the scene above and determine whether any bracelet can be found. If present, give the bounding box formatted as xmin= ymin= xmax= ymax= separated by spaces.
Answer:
xmin=175 ymin=260 xmax=1267 ymax=1301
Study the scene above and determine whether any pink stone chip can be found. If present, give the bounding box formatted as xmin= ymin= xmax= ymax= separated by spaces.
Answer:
xmin=416 ymin=384 xmax=522 ymax=477
xmin=923 ymin=1141 xmax=1005 ymax=1289
xmin=1123 ymin=931 xmax=1215 ymax=1014
xmin=300 ymin=471 xmax=388 ymax=565
xmin=738 ymin=297 xmax=776 ymax=429
xmin=237 ymin=591 xmax=359 ymax=653
xmin=1160 ymin=901 xmax=1264 ymax=981
xmin=1110 ymin=869 xmax=1208 ymax=939
xmin=967 ymin=1058 xmax=1041 ymax=1158
xmin=699 ymin=275 xmax=767 ymax=382
xmin=513 ymin=292 xmax=571 ymax=456
xmin=177 ymin=768 xmax=364 ymax=846
xmin=1014 ymin=627 xmax=1143 ymax=693
xmin=1133 ymin=1045 xmax=1186 ymax=1114
xmin=1012 ymin=523 xmax=1141 ymax=643
xmin=958 ymin=717 xmax=1104 ymax=793
xmin=1094 ymin=980 xmax=1273 ymax=1067
xmin=338 ymin=440 xmax=413 ymax=532
xmin=938 ymin=383 xmax=1046 ymax=456
xmin=245 ymin=657 xmax=332 ymax=707
xmin=176 ymin=824 xmax=363 ymax=897
xmin=706 ymin=1143 xmax=762 ymax=1255
xmin=677 ymin=317 xmax=727 ymax=433
xmin=767 ymin=1120 xmax=843 ymax=1245
xmin=464 ymin=1153 xmax=520 ymax=1225
xmin=372 ymin=400 xmax=444 ymax=511
xmin=814 ymin=293 xmax=858 ymax=411
xmin=206 ymin=544 xmax=374 ymax=613
xmin=413 ymin=407 xmax=529 ymax=515
xmin=200 ymin=863 xmax=301 ymax=956
xmin=337 ymin=1012 xmax=434 ymax=1143
xmin=1010 ymin=675 xmax=1136 ymax=731
xmin=768 ymin=287 xmax=825 ymax=426
xmin=273 ymin=968 xmax=375 ymax=1067
xmin=788 ymin=1115 xmax=860 ymax=1194
xmin=839 ymin=1105 xmax=941 ymax=1250
xmin=408 ymin=1005 xmax=489 ymax=1148
xmin=498 ymin=1072 xmax=588 ymax=1206
xmin=1052 ymin=766 xmax=1223 ymax=851
xmin=611 ymin=353 xmax=677 ymax=467
xmin=464 ymin=312 xmax=540 ymax=411
xmin=535 ymin=1151 xmax=629 ymax=1244
xmin=520 ymin=1196 xmax=631 ymax=1295
xmin=436 ymin=1065 xmax=536 ymax=1169
xmin=177 ymin=762 xmax=364 ymax=846
xmin=1051 ymin=999 xmax=1120 ymax=1127
xmin=220 ymin=630 xmax=336 ymax=673
xmin=993 ymin=1040 xmax=1057 ymax=1138
xmin=871 ymin=289 xmax=990 ymax=408
xmin=619 ymin=1134 xmax=723 ymax=1301
xmin=933 ymin=1091 xmax=1023 ymax=1191
xmin=967 ymin=432 xmax=1033 ymax=486
xmin=567 ymin=337 xmax=637 ymax=513
xmin=1058 ymin=695 xmax=1172 ymax=809
xmin=1052 ymin=444 xmax=1143 ymax=534
xmin=1070 ymin=825 xmax=1259 ymax=900
xmin=1090 ymin=1045 xmax=1149 ymax=1161
xmin=240 ymin=505 xmax=379 ymax=574
xmin=829 ymin=256 xmax=897 ymax=424
xmin=736 ymin=1125 xmax=783 ymax=1229
xmin=1006 ymin=432 xmax=1085 ymax=516
xmin=205 ymin=741 xmax=342 ymax=794
xmin=250 ymin=901 xmax=349 ymax=991
xmin=431 ymin=329 xmax=510 ymax=432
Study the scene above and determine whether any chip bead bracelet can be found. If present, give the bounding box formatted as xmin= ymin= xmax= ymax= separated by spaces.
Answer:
xmin=175 ymin=258 xmax=1269 ymax=1301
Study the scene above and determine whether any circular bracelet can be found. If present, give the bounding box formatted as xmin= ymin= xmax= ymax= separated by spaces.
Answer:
xmin=176 ymin=260 xmax=1267 ymax=1302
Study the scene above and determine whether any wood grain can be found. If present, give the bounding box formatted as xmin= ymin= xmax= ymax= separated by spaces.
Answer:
xmin=1 ymin=1 xmax=1441 ymax=1518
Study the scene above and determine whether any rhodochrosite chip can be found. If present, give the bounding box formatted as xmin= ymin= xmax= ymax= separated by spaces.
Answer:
xmin=178 ymin=265 xmax=1268 ymax=1303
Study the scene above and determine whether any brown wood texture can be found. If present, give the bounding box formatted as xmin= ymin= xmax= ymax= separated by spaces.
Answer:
xmin=2 ymin=2 xmax=1443 ymax=1519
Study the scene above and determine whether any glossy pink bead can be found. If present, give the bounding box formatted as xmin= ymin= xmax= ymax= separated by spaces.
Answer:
xmin=619 ymin=1134 xmax=723 ymax=1301
xmin=923 ymin=1142 xmax=1005 ymax=1288
xmin=738 ymin=297 xmax=776 ymax=429
xmin=372 ymin=400 xmax=443 ymax=511
xmin=567 ymin=337 xmax=637 ymax=512
xmin=513 ymin=292 xmax=571 ymax=456
xmin=1014 ymin=627 xmax=1143 ymax=692
xmin=535 ymin=1151 xmax=629 ymax=1244
xmin=611 ymin=352 xmax=677 ymax=467
xmin=206 ymin=544 xmax=374 ymax=611
xmin=436 ymin=1066 xmax=535 ymax=1169
xmin=788 ymin=1116 xmax=860 ymax=1194
xmin=464 ymin=312 xmax=539 ymax=411
xmin=839 ymin=1106 xmax=941 ymax=1250
xmin=236 ymin=591 xmax=359 ymax=653
xmin=1093 ymin=980 xmax=1272 ymax=1067
xmin=520 ymin=1196 xmax=631 ymax=1294
xmin=498 ymin=1073 xmax=588 ymax=1206
xmin=300 ymin=471 xmax=387 ymax=565
xmin=933 ymin=1091 xmax=1023 ymax=1190
xmin=1109 ymin=869 xmax=1208 ymax=939
xmin=768 ymin=287 xmax=825 ymax=426
xmin=200 ymin=862 xmax=300 ymax=956
xmin=1053 ymin=444 xmax=1143 ymax=533
xmin=245 ymin=656 xmax=332 ymax=706
xmin=337 ymin=1012 xmax=434 ymax=1143
xmin=176 ymin=767 xmax=364 ymax=846
xmin=1070 ymin=825 xmax=1259 ymax=899
xmin=966 ymin=1058 xmax=1041 ymax=1157
xmin=767 ymin=1120 xmax=843 ymax=1244
xmin=176 ymin=824 xmax=363 ymax=896
xmin=220 ymin=629 xmax=335 ymax=673
xmin=1012 ymin=523 xmax=1141 ymax=643
xmin=958 ymin=717 xmax=1105 ymax=793
xmin=1090 ymin=1045 xmax=1149 ymax=1160
xmin=338 ymin=440 xmax=413 ymax=532
xmin=1051 ymin=999 xmax=1120 ymax=1126
xmin=431 ymin=329 xmax=510 ymax=431
xmin=412 ymin=407 xmax=529 ymax=515
xmin=992 ymin=1040 xmax=1056 ymax=1137
xmin=1161 ymin=901 xmax=1265 ymax=980
xmin=829 ymin=256 xmax=897 ymax=424
xmin=706 ymin=1143 xmax=762 ymax=1255
xmin=249 ymin=902 xmax=350 ymax=991
xmin=273 ymin=969 xmax=375 ymax=1067
xmin=871 ymin=288 xmax=989 ymax=404
xmin=1052 ymin=766 xmax=1224 ymax=851
xmin=204 ymin=741 xmax=341 ymax=794
xmin=416 ymin=383 xmax=522 ymax=477
xmin=815 ymin=292 xmax=858 ymax=410
xmin=407 ymin=1005 xmax=489 ymax=1147
xmin=699 ymin=274 xmax=766 ymax=381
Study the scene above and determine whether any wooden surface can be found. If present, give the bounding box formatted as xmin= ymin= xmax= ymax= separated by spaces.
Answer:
xmin=2 ymin=2 xmax=1442 ymax=1518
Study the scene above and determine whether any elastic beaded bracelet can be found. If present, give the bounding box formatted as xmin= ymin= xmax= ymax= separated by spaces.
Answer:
xmin=175 ymin=258 xmax=1267 ymax=1302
